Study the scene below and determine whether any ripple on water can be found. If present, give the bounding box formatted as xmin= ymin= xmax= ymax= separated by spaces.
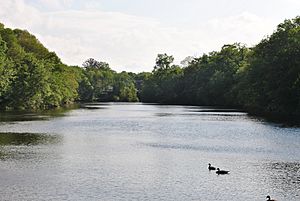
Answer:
xmin=0 ymin=103 xmax=299 ymax=201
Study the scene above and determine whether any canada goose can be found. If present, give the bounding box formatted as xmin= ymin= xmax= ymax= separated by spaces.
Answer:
xmin=216 ymin=168 xmax=230 ymax=174
xmin=266 ymin=195 xmax=276 ymax=201
xmin=208 ymin=163 xmax=216 ymax=170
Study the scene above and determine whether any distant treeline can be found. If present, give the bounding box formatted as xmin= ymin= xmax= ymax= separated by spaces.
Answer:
xmin=0 ymin=17 xmax=299 ymax=120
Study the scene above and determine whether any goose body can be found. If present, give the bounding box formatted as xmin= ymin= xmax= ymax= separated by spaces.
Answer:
xmin=266 ymin=195 xmax=276 ymax=201
xmin=208 ymin=163 xmax=216 ymax=171
xmin=216 ymin=168 xmax=230 ymax=174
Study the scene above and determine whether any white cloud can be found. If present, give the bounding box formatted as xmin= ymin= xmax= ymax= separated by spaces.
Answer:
xmin=32 ymin=0 xmax=74 ymax=10
xmin=0 ymin=0 xmax=42 ymax=29
xmin=200 ymin=12 xmax=277 ymax=48
xmin=0 ymin=0 xmax=279 ymax=72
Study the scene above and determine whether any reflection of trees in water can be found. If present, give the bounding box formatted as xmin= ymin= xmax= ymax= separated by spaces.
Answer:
xmin=0 ymin=132 xmax=62 ymax=161
xmin=0 ymin=132 xmax=62 ymax=146
xmin=0 ymin=105 xmax=79 ymax=122
xmin=263 ymin=162 xmax=300 ymax=198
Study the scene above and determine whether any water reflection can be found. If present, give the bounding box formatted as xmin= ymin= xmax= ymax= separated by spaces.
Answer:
xmin=0 ymin=112 xmax=50 ymax=122
xmin=0 ymin=103 xmax=299 ymax=200
xmin=262 ymin=162 xmax=300 ymax=199
xmin=0 ymin=105 xmax=79 ymax=122
xmin=0 ymin=132 xmax=62 ymax=146
xmin=81 ymin=102 xmax=112 ymax=106
xmin=80 ymin=103 xmax=110 ymax=110
xmin=193 ymin=108 xmax=245 ymax=113
xmin=142 ymin=142 xmax=273 ymax=156
xmin=0 ymin=132 xmax=62 ymax=162
xmin=155 ymin=113 xmax=174 ymax=117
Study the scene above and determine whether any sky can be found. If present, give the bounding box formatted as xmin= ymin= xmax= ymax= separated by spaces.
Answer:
xmin=0 ymin=0 xmax=299 ymax=72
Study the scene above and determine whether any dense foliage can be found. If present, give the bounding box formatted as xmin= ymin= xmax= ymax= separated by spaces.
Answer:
xmin=0 ymin=24 xmax=138 ymax=110
xmin=140 ymin=17 xmax=300 ymax=119
xmin=79 ymin=58 xmax=138 ymax=102
xmin=0 ymin=24 xmax=80 ymax=110
xmin=0 ymin=16 xmax=299 ymax=121
xmin=238 ymin=17 xmax=300 ymax=117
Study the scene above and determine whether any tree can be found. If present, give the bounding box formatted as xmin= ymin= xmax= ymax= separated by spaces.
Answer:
xmin=8 ymin=53 xmax=48 ymax=109
xmin=154 ymin=53 xmax=174 ymax=71
xmin=113 ymin=71 xmax=138 ymax=102
xmin=0 ymin=35 xmax=14 ymax=106
xmin=83 ymin=58 xmax=110 ymax=70
xmin=238 ymin=16 xmax=300 ymax=116
xmin=141 ymin=54 xmax=183 ymax=103
xmin=0 ymin=24 xmax=80 ymax=109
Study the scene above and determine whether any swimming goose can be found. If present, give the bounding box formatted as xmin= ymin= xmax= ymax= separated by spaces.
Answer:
xmin=208 ymin=163 xmax=216 ymax=170
xmin=216 ymin=168 xmax=230 ymax=174
xmin=266 ymin=195 xmax=276 ymax=201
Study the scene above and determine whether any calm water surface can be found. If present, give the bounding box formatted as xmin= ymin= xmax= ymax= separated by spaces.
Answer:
xmin=0 ymin=103 xmax=299 ymax=201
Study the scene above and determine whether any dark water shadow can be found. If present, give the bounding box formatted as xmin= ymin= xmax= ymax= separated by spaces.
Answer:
xmin=181 ymin=112 xmax=247 ymax=117
xmin=0 ymin=132 xmax=63 ymax=161
xmin=0 ymin=105 xmax=79 ymax=122
xmin=155 ymin=108 xmax=247 ymax=118
xmin=81 ymin=105 xmax=109 ymax=110
xmin=79 ymin=102 xmax=112 ymax=110
xmin=155 ymin=113 xmax=174 ymax=117
xmin=141 ymin=142 xmax=273 ymax=155
xmin=192 ymin=108 xmax=245 ymax=113
xmin=81 ymin=102 xmax=112 ymax=106
xmin=0 ymin=132 xmax=62 ymax=146
xmin=188 ymin=107 xmax=299 ymax=127
xmin=258 ymin=115 xmax=300 ymax=128
xmin=0 ymin=112 xmax=49 ymax=122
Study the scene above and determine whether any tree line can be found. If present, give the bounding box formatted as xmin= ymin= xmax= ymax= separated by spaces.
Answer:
xmin=0 ymin=23 xmax=138 ymax=110
xmin=141 ymin=16 xmax=300 ymax=120
xmin=0 ymin=16 xmax=299 ymax=121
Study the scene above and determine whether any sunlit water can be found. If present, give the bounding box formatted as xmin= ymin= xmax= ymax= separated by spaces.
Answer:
xmin=0 ymin=103 xmax=299 ymax=201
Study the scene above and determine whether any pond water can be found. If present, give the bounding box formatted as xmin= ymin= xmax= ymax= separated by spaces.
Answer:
xmin=0 ymin=103 xmax=299 ymax=201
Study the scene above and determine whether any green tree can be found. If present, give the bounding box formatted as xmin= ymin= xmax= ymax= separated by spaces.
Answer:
xmin=83 ymin=58 xmax=110 ymax=70
xmin=0 ymin=35 xmax=15 ymax=106
xmin=8 ymin=53 xmax=49 ymax=109
xmin=113 ymin=71 xmax=138 ymax=102
xmin=141 ymin=54 xmax=183 ymax=103
xmin=238 ymin=16 xmax=300 ymax=116
xmin=0 ymin=24 xmax=80 ymax=110
xmin=154 ymin=53 xmax=174 ymax=71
